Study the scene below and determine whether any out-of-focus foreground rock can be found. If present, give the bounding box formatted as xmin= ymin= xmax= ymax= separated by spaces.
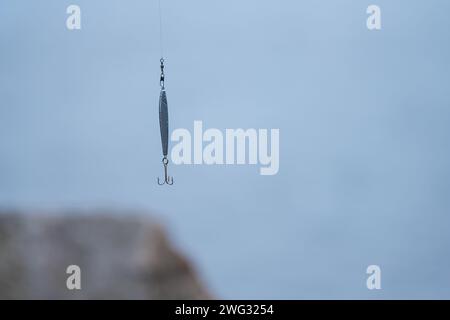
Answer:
xmin=0 ymin=212 xmax=210 ymax=299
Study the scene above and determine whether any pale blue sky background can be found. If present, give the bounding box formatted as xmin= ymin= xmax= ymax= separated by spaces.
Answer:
xmin=1 ymin=0 xmax=450 ymax=298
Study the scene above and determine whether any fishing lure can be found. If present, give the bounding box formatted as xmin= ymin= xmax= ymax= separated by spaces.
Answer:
xmin=157 ymin=58 xmax=173 ymax=185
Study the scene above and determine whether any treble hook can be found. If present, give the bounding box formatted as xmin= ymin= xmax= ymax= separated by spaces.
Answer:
xmin=157 ymin=157 xmax=173 ymax=185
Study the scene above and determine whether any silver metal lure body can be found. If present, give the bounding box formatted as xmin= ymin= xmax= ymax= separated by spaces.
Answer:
xmin=159 ymin=89 xmax=169 ymax=157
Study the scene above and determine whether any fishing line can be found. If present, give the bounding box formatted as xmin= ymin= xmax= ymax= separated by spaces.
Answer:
xmin=158 ymin=0 xmax=164 ymax=58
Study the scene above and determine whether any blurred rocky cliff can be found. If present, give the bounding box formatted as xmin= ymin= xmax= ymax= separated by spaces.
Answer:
xmin=0 ymin=211 xmax=210 ymax=299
